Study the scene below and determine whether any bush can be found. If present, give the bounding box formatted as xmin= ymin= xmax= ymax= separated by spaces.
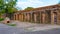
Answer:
xmin=0 ymin=18 xmax=4 ymax=21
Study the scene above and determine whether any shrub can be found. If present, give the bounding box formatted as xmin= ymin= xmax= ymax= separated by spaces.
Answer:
xmin=0 ymin=18 xmax=4 ymax=21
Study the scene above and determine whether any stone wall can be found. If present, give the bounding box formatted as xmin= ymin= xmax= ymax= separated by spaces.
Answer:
xmin=13 ymin=4 xmax=60 ymax=24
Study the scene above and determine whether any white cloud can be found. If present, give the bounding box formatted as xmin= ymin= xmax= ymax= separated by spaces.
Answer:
xmin=16 ymin=0 xmax=44 ymax=9
xmin=16 ymin=0 xmax=58 ymax=10
xmin=27 ymin=0 xmax=43 ymax=3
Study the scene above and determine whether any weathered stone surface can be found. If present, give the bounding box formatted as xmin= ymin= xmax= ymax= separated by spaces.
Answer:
xmin=3 ymin=17 xmax=10 ymax=24
xmin=13 ymin=4 xmax=60 ymax=25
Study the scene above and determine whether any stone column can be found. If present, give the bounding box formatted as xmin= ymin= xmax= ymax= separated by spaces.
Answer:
xmin=21 ymin=14 xmax=22 ymax=21
xmin=13 ymin=14 xmax=15 ymax=20
xmin=19 ymin=14 xmax=21 ymax=21
xmin=26 ymin=13 xmax=28 ymax=22
xmin=29 ymin=13 xmax=31 ymax=22
xmin=23 ymin=14 xmax=25 ymax=21
xmin=51 ymin=11 xmax=54 ymax=24
xmin=14 ymin=14 xmax=16 ymax=20
xmin=43 ymin=13 xmax=45 ymax=24
xmin=30 ymin=12 xmax=33 ymax=22
xmin=21 ymin=13 xmax=23 ymax=21
xmin=16 ymin=14 xmax=19 ymax=20
xmin=57 ymin=10 xmax=60 ymax=24
xmin=34 ymin=13 xmax=37 ymax=23
xmin=40 ymin=12 xmax=41 ymax=23
xmin=37 ymin=12 xmax=40 ymax=23
xmin=17 ymin=14 xmax=19 ymax=20
xmin=15 ymin=15 xmax=16 ymax=20
xmin=15 ymin=14 xmax=17 ymax=20
xmin=23 ymin=13 xmax=25 ymax=21
xmin=41 ymin=12 xmax=45 ymax=24
xmin=27 ymin=13 xmax=29 ymax=21
xmin=23 ymin=13 xmax=26 ymax=21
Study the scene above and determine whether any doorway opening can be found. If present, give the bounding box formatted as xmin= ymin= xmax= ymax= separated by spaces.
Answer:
xmin=53 ymin=12 xmax=57 ymax=24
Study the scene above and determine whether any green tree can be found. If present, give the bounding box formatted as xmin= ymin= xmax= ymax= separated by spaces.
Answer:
xmin=24 ymin=7 xmax=34 ymax=10
xmin=58 ymin=1 xmax=60 ymax=4
xmin=0 ymin=0 xmax=17 ymax=19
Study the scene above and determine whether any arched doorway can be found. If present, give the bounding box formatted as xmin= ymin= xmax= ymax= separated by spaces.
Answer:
xmin=45 ymin=11 xmax=51 ymax=24
xmin=53 ymin=12 xmax=57 ymax=24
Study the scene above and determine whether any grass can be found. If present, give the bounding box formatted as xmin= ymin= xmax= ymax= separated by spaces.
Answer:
xmin=7 ymin=23 xmax=16 ymax=26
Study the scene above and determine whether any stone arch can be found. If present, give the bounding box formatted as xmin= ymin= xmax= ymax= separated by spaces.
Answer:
xmin=53 ymin=12 xmax=57 ymax=24
xmin=45 ymin=10 xmax=51 ymax=24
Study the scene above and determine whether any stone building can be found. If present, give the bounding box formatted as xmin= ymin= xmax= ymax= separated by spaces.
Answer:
xmin=13 ymin=4 xmax=60 ymax=24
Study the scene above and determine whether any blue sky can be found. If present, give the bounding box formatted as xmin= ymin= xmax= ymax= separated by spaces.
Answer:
xmin=16 ymin=0 xmax=60 ymax=10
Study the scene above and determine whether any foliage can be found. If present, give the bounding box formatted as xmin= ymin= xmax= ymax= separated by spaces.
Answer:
xmin=0 ymin=0 xmax=17 ymax=15
xmin=24 ymin=7 xmax=34 ymax=10
xmin=58 ymin=1 xmax=60 ymax=4
xmin=0 ymin=18 xmax=4 ymax=21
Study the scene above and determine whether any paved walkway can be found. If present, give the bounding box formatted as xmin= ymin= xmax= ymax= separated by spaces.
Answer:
xmin=11 ymin=21 xmax=60 ymax=32
xmin=0 ymin=21 xmax=60 ymax=34
xmin=11 ymin=21 xmax=37 ymax=28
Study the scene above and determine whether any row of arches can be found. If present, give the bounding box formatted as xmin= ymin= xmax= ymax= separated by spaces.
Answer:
xmin=13 ymin=10 xmax=58 ymax=24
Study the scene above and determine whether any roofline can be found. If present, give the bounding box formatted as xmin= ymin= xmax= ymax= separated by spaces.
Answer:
xmin=16 ymin=4 xmax=60 ymax=13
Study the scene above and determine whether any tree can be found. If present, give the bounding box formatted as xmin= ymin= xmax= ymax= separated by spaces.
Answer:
xmin=24 ymin=7 xmax=34 ymax=10
xmin=58 ymin=1 xmax=60 ymax=4
xmin=0 ymin=0 xmax=17 ymax=19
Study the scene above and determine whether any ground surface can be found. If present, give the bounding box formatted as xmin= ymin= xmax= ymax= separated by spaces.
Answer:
xmin=0 ymin=21 xmax=60 ymax=34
